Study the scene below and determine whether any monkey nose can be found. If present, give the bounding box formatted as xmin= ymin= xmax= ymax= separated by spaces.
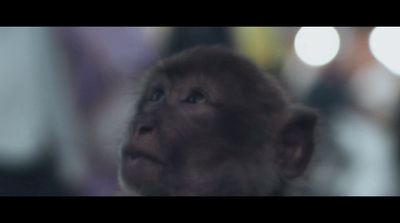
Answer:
xmin=138 ymin=125 xmax=155 ymax=135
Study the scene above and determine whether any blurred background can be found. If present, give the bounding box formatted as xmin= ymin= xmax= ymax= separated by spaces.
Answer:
xmin=0 ymin=26 xmax=399 ymax=196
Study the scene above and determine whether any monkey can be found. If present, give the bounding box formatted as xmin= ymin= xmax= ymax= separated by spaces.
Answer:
xmin=118 ymin=45 xmax=318 ymax=196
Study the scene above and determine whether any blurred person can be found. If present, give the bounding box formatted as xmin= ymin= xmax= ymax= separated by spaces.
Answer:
xmin=0 ymin=27 xmax=88 ymax=196
xmin=57 ymin=27 xmax=164 ymax=195
xmin=283 ymin=27 xmax=400 ymax=195
xmin=329 ymin=28 xmax=399 ymax=196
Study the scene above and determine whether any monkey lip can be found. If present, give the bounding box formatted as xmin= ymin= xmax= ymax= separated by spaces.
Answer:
xmin=122 ymin=149 xmax=167 ymax=167
xmin=121 ymin=147 xmax=167 ymax=184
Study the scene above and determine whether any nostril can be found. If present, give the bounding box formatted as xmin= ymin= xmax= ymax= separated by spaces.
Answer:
xmin=138 ymin=125 xmax=154 ymax=135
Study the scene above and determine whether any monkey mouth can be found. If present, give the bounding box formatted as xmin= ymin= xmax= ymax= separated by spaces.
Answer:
xmin=121 ymin=146 xmax=167 ymax=186
xmin=122 ymin=148 xmax=167 ymax=166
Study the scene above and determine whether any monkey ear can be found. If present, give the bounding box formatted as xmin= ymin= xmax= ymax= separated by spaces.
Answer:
xmin=276 ymin=105 xmax=318 ymax=178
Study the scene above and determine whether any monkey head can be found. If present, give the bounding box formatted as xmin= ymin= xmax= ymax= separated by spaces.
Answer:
xmin=118 ymin=46 xmax=318 ymax=196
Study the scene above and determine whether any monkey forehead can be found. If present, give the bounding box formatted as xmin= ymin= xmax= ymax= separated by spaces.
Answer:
xmin=148 ymin=46 xmax=288 ymax=103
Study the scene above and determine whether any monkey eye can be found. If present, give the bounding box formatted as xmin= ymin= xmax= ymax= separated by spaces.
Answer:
xmin=149 ymin=89 xmax=165 ymax=102
xmin=184 ymin=91 xmax=206 ymax=104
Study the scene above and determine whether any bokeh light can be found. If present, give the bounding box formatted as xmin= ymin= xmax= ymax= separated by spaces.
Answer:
xmin=369 ymin=27 xmax=400 ymax=76
xmin=294 ymin=27 xmax=340 ymax=67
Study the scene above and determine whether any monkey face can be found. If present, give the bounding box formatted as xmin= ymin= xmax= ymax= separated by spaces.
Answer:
xmin=119 ymin=46 xmax=318 ymax=196
xmin=120 ymin=74 xmax=260 ymax=195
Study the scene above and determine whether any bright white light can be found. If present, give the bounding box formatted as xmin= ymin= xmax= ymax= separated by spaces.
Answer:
xmin=369 ymin=27 xmax=400 ymax=76
xmin=294 ymin=27 xmax=341 ymax=67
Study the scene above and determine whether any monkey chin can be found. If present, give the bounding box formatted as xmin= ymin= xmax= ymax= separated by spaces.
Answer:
xmin=118 ymin=155 xmax=167 ymax=196
xmin=122 ymin=157 xmax=163 ymax=182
